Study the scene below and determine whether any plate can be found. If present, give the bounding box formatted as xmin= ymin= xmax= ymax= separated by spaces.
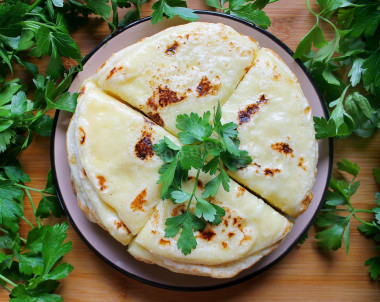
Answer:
xmin=51 ymin=11 xmax=333 ymax=291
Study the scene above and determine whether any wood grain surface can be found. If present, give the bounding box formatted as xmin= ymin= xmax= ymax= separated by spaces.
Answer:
xmin=2 ymin=0 xmax=380 ymax=301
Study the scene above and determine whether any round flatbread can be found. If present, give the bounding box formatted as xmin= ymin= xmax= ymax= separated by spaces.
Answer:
xmin=66 ymin=22 xmax=318 ymax=278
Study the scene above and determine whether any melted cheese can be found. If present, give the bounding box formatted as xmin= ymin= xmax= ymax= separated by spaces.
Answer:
xmin=134 ymin=172 xmax=292 ymax=265
xmin=91 ymin=22 xmax=259 ymax=134
xmin=128 ymin=239 xmax=280 ymax=278
xmin=73 ymin=84 xmax=179 ymax=235
xmin=221 ymin=48 xmax=318 ymax=217
xmin=67 ymin=116 xmax=132 ymax=245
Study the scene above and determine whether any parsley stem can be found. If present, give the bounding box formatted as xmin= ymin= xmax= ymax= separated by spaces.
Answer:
xmin=353 ymin=209 xmax=374 ymax=214
xmin=11 ymin=182 xmax=43 ymax=193
xmin=2 ymin=284 xmax=12 ymax=292
xmin=26 ymin=0 xmax=44 ymax=13
xmin=0 ymin=227 xmax=26 ymax=244
xmin=21 ymin=109 xmax=48 ymax=122
xmin=353 ymin=213 xmax=378 ymax=228
xmin=319 ymin=15 xmax=339 ymax=35
xmin=187 ymin=166 xmax=202 ymax=210
xmin=0 ymin=273 xmax=17 ymax=288
xmin=306 ymin=0 xmax=318 ymax=17
xmin=21 ymin=20 xmax=56 ymax=30
xmin=186 ymin=148 xmax=208 ymax=210
xmin=24 ymin=188 xmax=41 ymax=228
xmin=21 ymin=216 xmax=34 ymax=228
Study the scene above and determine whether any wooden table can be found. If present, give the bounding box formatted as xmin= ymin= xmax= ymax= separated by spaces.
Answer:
xmin=3 ymin=0 xmax=380 ymax=301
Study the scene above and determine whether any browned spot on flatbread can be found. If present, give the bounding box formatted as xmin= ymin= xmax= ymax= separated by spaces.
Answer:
xmin=271 ymin=142 xmax=294 ymax=157
xmin=264 ymin=168 xmax=281 ymax=176
xmin=237 ymin=187 xmax=245 ymax=197
xmin=147 ymin=98 xmax=158 ymax=111
xmin=97 ymin=175 xmax=107 ymax=191
xmin=71 ymin=179 xmax=77 ymax=195
xmin=165 ymin=41 xmax=179 ymax=55
xmin=135 ymin=132 xmax=154 ymax=160
xmin=114 ymin=220 xmax=128 ymax=231
xmin=298 ymin=157 xmax=307 ymax=171
xmin=238 ymin=162 xmax=261 ymax=171
xmin=69 ymin=155 xmax=76 ymax=165
xmin=131 ymin=189 xmax=147 ymax=212
xmin=228 ymin=232 xmax=235 ymax=238
xmin=233 ymin=217 xmax=242 ymax=226
xmin=147 ymin=86 xmax=186 ymax=112
xmin=273 ymin=73 xmax=281 ymax=80
xmin=301 ymin=192 xmax=313 ymax=211
xmin=158 ymin=86 xmax=186 ymax=107
xmin=79 ymin=86 xmax=86 ymax=96
xmin=239 ymin=234 xmax=252 ymax=245
xmin=151 ymin=211 xmax=159 ymax=228
xmin=222 ymin=242 xmax=227 ymax=248
xmin=78 ymin=127 xmax=86 ymax=145
xmin=106 ymin=66 xmax=123 ymax=80
xmin=187 ymin=176 xmax=204 ymax=189
xmin=97 ymin=62 xmax=106 ymax=72
xmin=238 ymin=94 xmax=268 ymax=125
xmin=304 ymin=106 xmax=311 ymax=114
xmin=196 ymin=76 xmax=220 ymax=97
xmin=198 ymin=229 xmax=216 ymax=241
xmin=150 ymin=113 xmax=164 ymax=126
xmin=82 ymin=168 xmax=87 ymax=177
xmin=171 ymin=204 xmax=186 ymax=217
xmin=159 ymin=238 xmax=171 ymax=245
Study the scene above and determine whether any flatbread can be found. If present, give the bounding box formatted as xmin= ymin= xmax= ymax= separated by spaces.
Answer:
xmin=66 ymin=22 xmax=318 ymax=278
xmin=128 ymin=239 xmax=280 ymax=278
xmin=72 ymin=82 xmax=178 ymax=235
xmin=221 ymin=48 xmax=318 ymax=217
xmin=67 ymin=107 xmax=133 ymax=245
xmin=91 ymin=22 xmax=259 ymax=134
xmin=134 ymin=174 xmax=292 ymax=265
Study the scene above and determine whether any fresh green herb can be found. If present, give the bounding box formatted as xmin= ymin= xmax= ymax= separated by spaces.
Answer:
xmin=295 ymin=0 xmax=380 ymax=281
xmin=314 ymin=159 xmax=380 ymax=279
xmin=153 ymin=103 xmax=251 ymax=255
xmin=0 ymin=1 xmax=118 ymax=300
xmin=294 ymin=0 xmax=380 ymax=139
xmin=0 ymin=170 xmax=72 ymax=300
xmin=206 ymin=0 xmax=277 ymax=29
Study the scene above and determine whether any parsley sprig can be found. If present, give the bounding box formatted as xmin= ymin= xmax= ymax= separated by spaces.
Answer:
xmin=294 ymin=0 xmax=380 ymax=139
xmin=206 ymin=0 xmax=276 ymax=29
xmin=314 ymin=159 xmax=380 ymax=280
xmin=0 ymin=170 xmax=72 ymax=301
xmin=153 ymin=103 xmax=251 ymax=255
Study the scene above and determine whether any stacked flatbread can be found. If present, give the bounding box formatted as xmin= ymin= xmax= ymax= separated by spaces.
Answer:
xmin=67 ymin=22 xmax=318 ymax=278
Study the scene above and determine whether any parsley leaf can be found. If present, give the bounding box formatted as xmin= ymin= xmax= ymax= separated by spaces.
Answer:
xmin=194 ymin=197 xmax=217 ymax=222
xmin=296 ymin=0 xmax=380 ymax=140
xmin=156 ymin=153 xmax=178 ymax=199
xmin=151 ymin=0 xmax=199 ymax=25
xmin=0 ymin=181 xmax=24 ymax=224
xmin=365 ymin=257 xmax=380 ymax=280
xmin=158 ymin=105 xmax=250 ymax=254
xmin=316 ymin=159 xmax=380 ymax=279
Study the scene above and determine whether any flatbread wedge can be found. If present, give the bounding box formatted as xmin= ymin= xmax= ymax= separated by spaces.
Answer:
xmin=91 ymin=22 xmax=259 ymax=134
xmin=221 ymin=48 xmax=318 ymax=217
